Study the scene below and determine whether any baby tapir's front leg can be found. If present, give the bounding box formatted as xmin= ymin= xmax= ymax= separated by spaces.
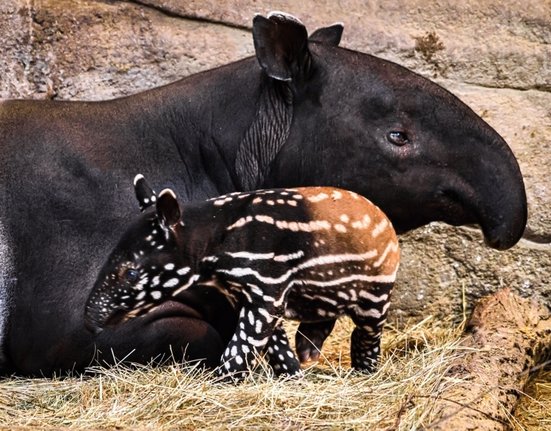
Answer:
xmin=218 ymin=305 xmax=273 ymax=378
xmin=217 ymin=288 xmax=289 ymax=379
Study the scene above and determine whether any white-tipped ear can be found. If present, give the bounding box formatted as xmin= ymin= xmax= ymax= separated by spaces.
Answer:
xmin=133 ymin=174 xmax=157 ymax=212
xmin=267 ymin=11 xmax=304 ymax=25
xmin=156 ymin=188 xmax=181 ymax=229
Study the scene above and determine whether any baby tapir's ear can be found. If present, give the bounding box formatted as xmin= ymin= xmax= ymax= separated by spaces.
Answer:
xmin=133 ymin=174 xmax=157 ymax=212
xmin=156 ymin=189 xmax=181 ymax=230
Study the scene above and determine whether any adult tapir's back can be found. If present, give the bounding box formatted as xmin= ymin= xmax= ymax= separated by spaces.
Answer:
xmin=0 ymin=100 xmax=135 ymax=372
xmin=0 ymin=96 xmax=235 ymax=373
xmin=0 ymin=12 xmax=527 ymax=375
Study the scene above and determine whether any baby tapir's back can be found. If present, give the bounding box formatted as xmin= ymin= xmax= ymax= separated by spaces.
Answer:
xmin=213 ymin=186 xmax=399 ymax=303
xmin=297 ymin=187 xmax=399 ymax=277
xmin=216 ymin=187 xmax=399 ymax=275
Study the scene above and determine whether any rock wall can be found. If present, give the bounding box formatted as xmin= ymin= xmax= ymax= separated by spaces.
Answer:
xmin=1 ymin=0 xmax=549 ymax=321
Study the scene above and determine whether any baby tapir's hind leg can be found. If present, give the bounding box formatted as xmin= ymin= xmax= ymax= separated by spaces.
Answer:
xmin=264 ymin=324 xmax=302 ymax=376
xmin=348 ymin=283 xmax=393 ymax=372
xmin=295 ymin=320 xmax=336 ymax=363
xmin=350 ymin=326 xmax=382 ymax=372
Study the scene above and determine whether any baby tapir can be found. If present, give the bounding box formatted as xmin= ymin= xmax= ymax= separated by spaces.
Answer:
xmin=85 ymin=175 xmax=400 ymax=378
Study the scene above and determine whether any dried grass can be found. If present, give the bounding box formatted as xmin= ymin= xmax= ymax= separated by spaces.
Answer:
xmin=0 ymin=317 xmax=547 ymax=430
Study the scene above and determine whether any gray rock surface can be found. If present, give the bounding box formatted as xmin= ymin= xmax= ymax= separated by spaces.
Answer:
xmin=0 ymin=0 xmax=549 ymax=321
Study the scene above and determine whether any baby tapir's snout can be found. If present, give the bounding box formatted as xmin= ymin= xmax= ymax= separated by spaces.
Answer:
xmin=85 ymin=177 xmax=400 ymax=379
xmin=84 ymin=277 xmax=136 ymax=334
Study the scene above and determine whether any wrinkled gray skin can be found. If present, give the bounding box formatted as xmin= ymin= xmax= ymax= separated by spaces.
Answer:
xmin=0 ymin=13 xmax=526 ymax=375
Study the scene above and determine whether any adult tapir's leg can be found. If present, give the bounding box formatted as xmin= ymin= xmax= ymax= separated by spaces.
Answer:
xmin=90 ymin=285 xmax=237 ymax=372
xmin=295 ymin=320 xmax=337 ymax=363
xmin=10 ymin=312 xmax=227 ymax=376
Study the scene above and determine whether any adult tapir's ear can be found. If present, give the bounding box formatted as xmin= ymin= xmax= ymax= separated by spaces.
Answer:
xmin=133 ymin=174 xmax=157 ymax=212
xmin=156 ymin=189 xmax=181 ymax=230
xmin=309 ymin=23 xmax=344 ymax=46
xmin=252 ymin=12 xmax=309 ymax=81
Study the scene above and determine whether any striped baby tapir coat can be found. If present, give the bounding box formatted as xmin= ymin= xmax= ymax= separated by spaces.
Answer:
xmin=85 ymin=175 xmax=400 ymax=378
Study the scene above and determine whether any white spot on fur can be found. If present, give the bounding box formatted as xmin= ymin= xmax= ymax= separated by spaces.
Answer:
xmin=247 ymin=335 xmax=270 ymax=347
xmin=257 ymin=308 xmax=273 ymax=323
xmin=351 ymin=214 xmax=371 ymax=229
xmin=308 ymin=192 xmax=329 ymax=203
xmin=227 ymin=215 xmax=254 ymax=230
xmin=372 ymin=218 xmax=389 ymax=238
xmin=255 ymin=215 xmax=274 ymax=224
xmin=331 ymin=190 xmax=342 ymax=200
xmin=163 ymin=278 xmax=179 ymax=288
xmin=337 ymin=291 xmax=350 ymax=301
xmin=358 ymin=291 xmax=389 ymax=303
xmin=177 ymin=267 xmax=190 ymax=276
xmin=334 ymin=223 xmax=347 ymax=233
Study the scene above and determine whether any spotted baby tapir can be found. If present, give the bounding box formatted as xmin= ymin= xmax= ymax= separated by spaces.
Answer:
xmin=85 ymin=175 xmax=400 ymax=378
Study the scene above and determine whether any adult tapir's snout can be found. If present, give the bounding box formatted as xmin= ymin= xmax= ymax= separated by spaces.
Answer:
xmin=414 ymin=92 xmax=528 ymax=251
xmin=377 ymin=112 xmax=528 ymax=251
xmin=448 ymin=129 xmax=527 ymax=250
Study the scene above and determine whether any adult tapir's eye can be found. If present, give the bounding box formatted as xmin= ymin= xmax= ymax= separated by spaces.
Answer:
xmin=124 ymin=268 xmax=140 ymax=283
xmin=387 ymin=131 xmax=409 ymax=146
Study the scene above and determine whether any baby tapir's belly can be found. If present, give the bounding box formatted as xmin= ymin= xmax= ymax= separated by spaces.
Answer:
xmin=284 ymin=281 xmax=391 ymax=322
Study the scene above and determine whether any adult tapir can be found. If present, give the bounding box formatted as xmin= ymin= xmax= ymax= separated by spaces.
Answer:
xmin=0 ymin=12 xmax=526 ymax=376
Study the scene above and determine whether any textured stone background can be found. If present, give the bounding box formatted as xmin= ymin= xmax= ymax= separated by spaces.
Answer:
xmin=0 ymin=0 xmax=549 ymax=322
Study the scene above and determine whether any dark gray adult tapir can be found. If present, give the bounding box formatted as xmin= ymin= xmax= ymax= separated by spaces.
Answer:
xmin=0 ymin=12 xmax=526 ymax=375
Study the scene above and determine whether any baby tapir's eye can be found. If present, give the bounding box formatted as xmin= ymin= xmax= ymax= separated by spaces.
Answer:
xmin=124 ymin=268 xmax=140 ymax=283
xmin=387 ymin=131 xmax=409 ymax=146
